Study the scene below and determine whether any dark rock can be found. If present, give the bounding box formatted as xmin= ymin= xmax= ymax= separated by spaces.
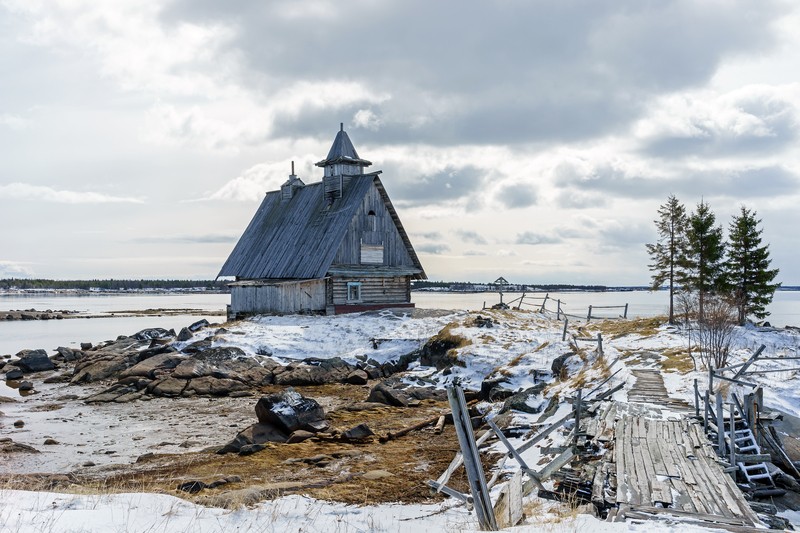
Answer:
xmin=82 ymin=461 xmax=96 ymax=467
xmin=255 ymin=390 xmax=326 ymax=433
xmin=273 ymin=357 xmax=356 ymax=386
xmin=184 ymin=376 xmax=248 ymax=396
xmin=420 ymin=332 xmax=464 ymax=370
xmin=345 ymin=369 xmax=369 ymax=385
xmin=189 ymin=319 xmax=210 ymax=332
xmin=119 ymin=353 xmax=185 ymax=379
xmin=86 ymin=383 xmax=140 ymax=403
xmin=341 ymin=423 xmax=374 ymax=441
xmin=55 ymin=347 xmax=80 ymax=362
xmin=480 ymin=376 xmax=515 ymax=401
xmin=14 ymin=420 xmax=24 ymax=427
xmin=131 ymin=328 xmax=174 ymax=341
xmin=18 ymin=381 xmax=33 ymax=391
xmin=177 ymin=327 xmax=193 ymax=342
xmin=181 ymin=338 xmax=214 ymax=354
xmin=71 ymin=357 xmax=128 ymax=383
xmin=177 ymin=480 xmax=207 ymax=494
xmin=147 ymin=377 xmax=189 ymax=397
xmin=366 ymin=381 xmax=414 ymax=407
xmin=80 ymin=342 xmax=93 ymax=351
xmin=14 ymin=349 xmax=55 ymax=373
xmin=0 ymin=441 xmax=39 ymax=454
xmin=238 ymin=444 xmax=266 ymax=456
xmin=500 ymin=383 xmax=548 ymax=414
xmin=136 ymin=345 xmax=177 ymax=362
xmin=43 ymin=438 xmax=59 ymax=445
xmin=474 ymin=315 xmax=494 ymax=328
xmin=5 ymin=368 xmax=23 ymax=380
xmin=218 ymin=423 xmax=288 ymax=454
xmin=171 ymin=358 xmax=216 ymax=379
xmin=194 ymin=346 xmax=247 ymax=364
xmin=551 ymin=352 xmax=575 ymax=379
xmin=286 ymin=430 xmax=315 ymax=444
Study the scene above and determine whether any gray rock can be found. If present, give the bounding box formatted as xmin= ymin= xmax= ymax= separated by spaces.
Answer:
xmin=218 ymin=423 xmax=288 ymax=454
xmin=184 ymin=376 xmax=248 ymax=396
xmin=131 ymin=328 xmax=174 ymax=341
xmin=255 ymin=390 xmax=326 ymax=433
xmin=119 ymin=353 xmax=185 ymax=379
xmin=345 ymin=369 xmax=369 ymax=385
xmin=286 ymin=430 xmax=315 ymax=443
xmin=18 ymin=381 xmax=33 ymax=391
xmin=147 ymin=377 xmax=188 ymax=397
xmin=5 ymin=368 xmax=23 ymax=380
xmin=176 ymin=327 xmax=193 ymax=342
xmin=14 ymin=349 xmax=55 ymax=373
xmin=55 ymin=347 xmax=80 ymax=362
xmin=193 ymin=346 xmax=247 ymax=364
xmin=366 ymin=381 xmax=413 ymax=407
xmin=551 ymin=352 xmax=575 ymax=379
xmin=177 ymin=481 xmax=207 ymax=494
xmin=80 ymin=342 xmax=93 ymax=351
xmin=189 ymin=319 xmax=210 ymax=332
xmin=500 ymin=383 xmax=548 ymax=414
xmin=341 ymin=423 xmax=374 ymax=441
xmin=71 ymin=357 xmax=128 ymax=383
xmin=238 ymin=444 xmax=266 ymax=456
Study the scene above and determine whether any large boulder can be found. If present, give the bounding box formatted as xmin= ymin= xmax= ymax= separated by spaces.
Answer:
xmin=71 ymin=356 xmax=129 ymax=383
xmin=14 ymin=349 xmax=55 ymax=373
xmin=500 ymin=383 xmax=548 ymax=414
xmin=255 ymin=390 xmax=327 ymax=433
xmin=193 ymin=346 xmax=247 ymax=364
xmin=272 ymin=357 xmax=356 ymax=386
xmin=131 ymin=328 xmax=175 ymax=341
xmin=119 ymin=352 xmax=185 ymax=379
xmin=217 ymin=423 xmax=289 ymax=454
xmin=366 ymin=378 xmax=447 ymax=407
xmin=551 ymin=352 xmax=575 ymax=380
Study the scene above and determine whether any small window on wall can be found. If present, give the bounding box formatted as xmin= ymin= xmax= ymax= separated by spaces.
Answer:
xmin=367 ymin=210 xmax=377 ymax=231
xmin=347 ymin=282 xmax=362 ymax=303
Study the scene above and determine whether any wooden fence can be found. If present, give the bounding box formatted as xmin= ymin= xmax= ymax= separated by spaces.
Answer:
xmin=486 ymin=293 xmax=629 ymax=322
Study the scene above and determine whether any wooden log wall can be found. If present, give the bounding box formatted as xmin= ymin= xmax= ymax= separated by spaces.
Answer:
xmin=231 ymin=279 xmax=326 ymax=314
xmin=332 ymin=185 xmax=415 ymax=267
xmin=330 ymin=276 xmax=410 ymax=305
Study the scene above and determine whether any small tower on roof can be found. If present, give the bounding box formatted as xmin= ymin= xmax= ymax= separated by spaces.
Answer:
xmin=317 ymin=124 xmax=372 ymax=201
xmin=280 ymin=161 xmax=304 ymax=200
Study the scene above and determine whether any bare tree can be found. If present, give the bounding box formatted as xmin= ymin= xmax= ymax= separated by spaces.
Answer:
xmin=694 ymin=295 xmax=738 ymax=369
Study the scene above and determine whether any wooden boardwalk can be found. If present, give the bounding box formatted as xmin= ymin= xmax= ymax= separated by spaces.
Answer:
xmin=627 ymin=369 xmax=691 ymax=409
xmin=588 ymin=369 xmax=764 ymax=530
xmin=608 ymin=414 xmax=760 ymax=526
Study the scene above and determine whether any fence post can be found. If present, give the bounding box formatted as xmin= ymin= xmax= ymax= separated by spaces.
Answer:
xmin=708 ymin=365 xmax=714 ymax=394
xmin=573 ymin=389 xmax=582 ymax=448
xmin=693 ymin=379 xmax=699 ymax=418
xmin=562 ymin=318 xmax=568 ymax=341
xmin=728 ymin=402 xmax=737 ymax=478
xmin=587 ymin=305 xmax=592 ymax=321
xmin=556 ymin=299 xmax=562 ymax=320
xmin=517 ymin=292 xmax=525 ymax=310
xmin=704 ymin=390 xmax=710 ymax=435
xmin=623 ymin=303 xmax=628 ymax=319
xmin=597 ymin=333 xmax=603 ymax=357
xmin=716 ymin=393 xmax=725 ymax=456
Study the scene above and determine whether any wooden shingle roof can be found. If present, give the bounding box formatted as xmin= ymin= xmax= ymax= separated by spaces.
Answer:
xmin=218 ymin=175 xmax=424 ymax=280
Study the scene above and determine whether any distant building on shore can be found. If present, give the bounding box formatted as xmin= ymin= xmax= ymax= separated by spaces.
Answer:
xmin=218 ymin=125 xmax=426 ymax=317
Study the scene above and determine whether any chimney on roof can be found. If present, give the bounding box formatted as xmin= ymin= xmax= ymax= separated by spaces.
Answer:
xmin=316 ymin=124 xmax=372 ymax=201
xmin=280 ymin=160 xmax=305 ymax=200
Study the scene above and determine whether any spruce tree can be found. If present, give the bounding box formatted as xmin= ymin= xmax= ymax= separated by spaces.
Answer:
xmin=646 ymin=195 xmax=687 ymax=324
xmin=726 ymin=206 xmax=780 ymax=324
xmin=682 ymin=200 xmax=726 ymax=319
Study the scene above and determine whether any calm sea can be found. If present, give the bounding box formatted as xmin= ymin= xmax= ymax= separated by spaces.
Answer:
xmin=0 ymin=290 xmax=797 ymax=356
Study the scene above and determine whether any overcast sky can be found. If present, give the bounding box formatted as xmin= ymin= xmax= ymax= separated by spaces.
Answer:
xmin=1 ymin=0 xmax=799 ymax=285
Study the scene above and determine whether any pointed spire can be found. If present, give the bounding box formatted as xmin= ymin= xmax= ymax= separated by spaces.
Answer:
xmin=315 ymin=124 xmax=372 ymax=169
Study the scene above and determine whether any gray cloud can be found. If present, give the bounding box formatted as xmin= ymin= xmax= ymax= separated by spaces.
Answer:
xmin=416 ymin=231 xmax=443 ymax=240
xmin=164 ymin=0 xmax=787 ymax=145
xmin=416 ymin=243 xmax=450 ymax=255
xmin=454 ymin=230 xmax=488 ymax=245
xmin=463 ymin=250 xmax=487 ymax=256
xmin=496 ymin=183 xmax=538 ymax=209
xmin=555 ymin=163 xmax=800 ymax=200
xmin=131 ymin=234 xmax=238 ymax=244
xmin=515 ymin=232 xmax=561 ymax=245
xmin=390 ymin=165 xmax=486 ymax=205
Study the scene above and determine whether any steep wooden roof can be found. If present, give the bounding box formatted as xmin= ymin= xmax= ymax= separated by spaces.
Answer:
xmin=218 ymin=175 xmax=425 ymax=280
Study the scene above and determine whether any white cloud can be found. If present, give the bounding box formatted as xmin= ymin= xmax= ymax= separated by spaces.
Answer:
xmin=0 ymin=113 xmax=29 ymax=129
xmin=0 ymin=183 xmax=144 ymax=204
xmin=0 ymin=260 xmax=34 ymax=278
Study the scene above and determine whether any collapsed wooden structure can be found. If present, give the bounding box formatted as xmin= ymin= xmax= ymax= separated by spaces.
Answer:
xmin=219 ymin=125 xmax=425 ymax=317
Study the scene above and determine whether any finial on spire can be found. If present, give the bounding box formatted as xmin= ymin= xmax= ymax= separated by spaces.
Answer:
xmin=291 ymin=160 xmax=295 ymax=175
xmin=340 ymin=122 xmax=344 ymax=132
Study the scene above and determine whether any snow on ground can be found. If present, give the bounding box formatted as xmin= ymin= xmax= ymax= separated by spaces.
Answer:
xmin=4 ymin=308 xmax=800 ymax=532
xmin=181 ymin=310 xmax=461 ymax=366
xmin=0 ymin=489 xmax=724 ymax=533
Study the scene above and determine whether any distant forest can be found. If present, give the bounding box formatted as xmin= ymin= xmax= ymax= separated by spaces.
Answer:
xmin=412 ymin=280 xmax=616 ymax=292
xmin=0 ymin=279 xmax=230 ymax=291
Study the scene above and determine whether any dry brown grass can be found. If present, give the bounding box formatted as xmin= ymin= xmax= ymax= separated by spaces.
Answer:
xmin=659 ymin=346 xmax=695 ymax=373
xmin=592 ymin=316 xmax=666 ymax=339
